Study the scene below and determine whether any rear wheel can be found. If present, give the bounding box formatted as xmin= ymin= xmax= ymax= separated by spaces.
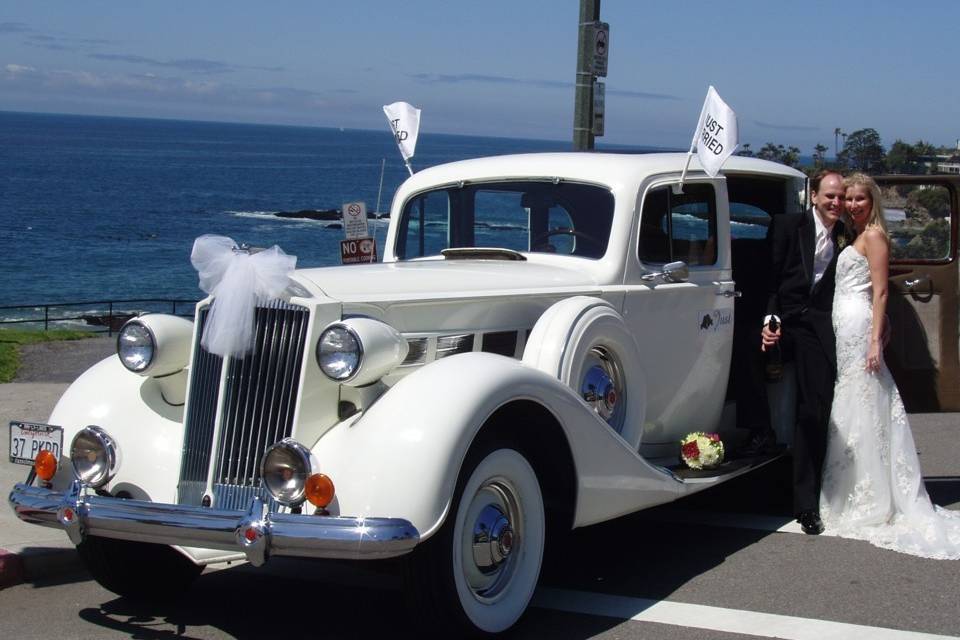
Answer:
xmin=404 ymin=444 xmax=545 ymax=635
xmin=78 ymin=536 xmax=202 ymax=600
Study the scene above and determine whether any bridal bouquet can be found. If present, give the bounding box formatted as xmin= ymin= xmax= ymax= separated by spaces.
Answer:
xmin=680 ymin=432 xmax=725 ymax=470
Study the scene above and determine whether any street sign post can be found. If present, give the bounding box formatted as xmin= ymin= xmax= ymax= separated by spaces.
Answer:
xmin=592 ymin=80 xmax=605 ymax=136
xmin=591 ymin=22 xmax=609 ymax=77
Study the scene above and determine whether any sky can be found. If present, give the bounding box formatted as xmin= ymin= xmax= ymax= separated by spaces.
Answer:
xmin=1 ymin=1 xmax=958 ymax=154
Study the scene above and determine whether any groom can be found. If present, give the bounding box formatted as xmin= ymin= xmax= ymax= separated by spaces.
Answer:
xmin=762 ymin=169 xmax=846 ymax=535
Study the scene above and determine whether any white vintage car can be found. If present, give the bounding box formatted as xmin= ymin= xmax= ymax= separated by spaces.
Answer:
xmin=11 ymin=152 xmax=808 ymax=634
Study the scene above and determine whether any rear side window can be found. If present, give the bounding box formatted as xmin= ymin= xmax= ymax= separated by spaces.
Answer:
xmin=879 ymin=183 xmax=953 ymax=262
xmin=638 ymin=183 xmax=717 ymax=266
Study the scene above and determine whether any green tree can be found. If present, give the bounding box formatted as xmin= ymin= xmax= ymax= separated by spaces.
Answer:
xmin=813 ymin=143 xmax=828 ymax=169
xmin=756 ymin=143 xmax=801 ymax=168
xmin=885 ymin=140 xmax=917 ymax=174
xmin=914 ymin=186 xmax=951 ymax=218
xmin=737 ymin=143 xmax=754 ymax=157
xmin=839 ymin=128 xmax=885 ymax=173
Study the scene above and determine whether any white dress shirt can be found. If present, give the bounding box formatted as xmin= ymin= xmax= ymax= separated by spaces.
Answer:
xmin=811 ymin=207 xmax=835 ymax=290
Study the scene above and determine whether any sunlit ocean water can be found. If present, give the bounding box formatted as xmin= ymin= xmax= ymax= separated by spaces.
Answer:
xmin=0 ymin=111 xmax=688 ymax=321
xmin=1 ymin=111 xmax=616 ymax=311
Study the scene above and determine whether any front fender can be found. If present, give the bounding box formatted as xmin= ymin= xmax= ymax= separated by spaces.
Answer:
xmin=312 ymin=352 xmax=677 ymax=540
xmin=46 ymin=355 xmax=185 ymax=503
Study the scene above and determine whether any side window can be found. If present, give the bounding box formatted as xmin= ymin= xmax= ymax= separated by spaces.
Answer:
xmin=729 ymin=203 xmax=771 ymax=240
xmin=879 ymin=183 xmax=953 ymax=262
xmin=399 ymin=190 xmax=450 ymax=259
xmin=639 ymin=183 xmax=717 ymax=265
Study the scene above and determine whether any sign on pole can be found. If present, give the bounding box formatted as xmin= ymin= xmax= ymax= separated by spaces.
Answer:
xmin=592 ymin=80 xmax=605 ymax=137
xmin=340 ymin=237 xmax=378 ymax=264
xmin=590 ymin=22 xmax=609 ymax=77
xmin=340 ymin=201 xmax=376 ymax=264
xmin=342 ymin=201 xmax=369 ymax=239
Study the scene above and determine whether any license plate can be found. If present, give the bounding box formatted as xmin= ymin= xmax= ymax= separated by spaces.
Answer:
xmin=9 ymin=421 xmax=63 ymax=465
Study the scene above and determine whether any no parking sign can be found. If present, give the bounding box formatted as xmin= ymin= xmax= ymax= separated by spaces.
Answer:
xmin=342 ymin=201 xmax=369 ymax=239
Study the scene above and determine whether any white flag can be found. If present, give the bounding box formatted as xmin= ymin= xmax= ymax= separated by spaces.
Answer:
xmin=383 ymin=101 xmax=421 ymax=161
xmin=691 ymin=86 xmax=738 ymax=178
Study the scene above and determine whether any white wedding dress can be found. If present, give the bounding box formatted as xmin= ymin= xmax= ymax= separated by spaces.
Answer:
xmin=820 ymin=246 xmax=960 ymax=558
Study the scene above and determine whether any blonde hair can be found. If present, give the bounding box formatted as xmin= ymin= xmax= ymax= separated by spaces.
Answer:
xmin=844 ymin=173 xmax=888 ymax=237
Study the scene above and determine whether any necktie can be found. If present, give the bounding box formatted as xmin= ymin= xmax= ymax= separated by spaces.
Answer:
xmin=816 ymin=228 xmax=829 ymax=260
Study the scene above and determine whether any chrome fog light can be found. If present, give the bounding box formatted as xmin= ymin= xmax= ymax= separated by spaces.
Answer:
xmin=261 ymin=439 xmax=316 ymax=506
xmin=70 ymin=426 xmax=121 ymax=488
xmin=117 ymin=320 xmax=155 ymax=372
xmin=317 ymin=324 xmax=362 ymax=381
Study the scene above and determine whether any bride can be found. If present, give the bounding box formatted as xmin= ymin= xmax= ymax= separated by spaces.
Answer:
xmin=820 ymin=173 xmax=960 ymax=558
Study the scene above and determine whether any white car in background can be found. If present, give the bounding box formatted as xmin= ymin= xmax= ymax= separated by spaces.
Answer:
xmin=11 ymin=152 xmax=820 ymax=634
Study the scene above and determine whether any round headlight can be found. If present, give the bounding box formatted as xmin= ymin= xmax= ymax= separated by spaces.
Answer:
xmin=117 ymin=321 xmax=155 ymax=372
xmin=70 ymin=426 xmax=121 ymax=488
xmin=261 ymin=439 xmax=315 ymax=506
xmin=317 ymin=325 xmax=362 ymax=381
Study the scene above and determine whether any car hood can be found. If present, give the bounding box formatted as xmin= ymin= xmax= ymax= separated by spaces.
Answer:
xmin=293 ymin=259 xmax=602 ymax=303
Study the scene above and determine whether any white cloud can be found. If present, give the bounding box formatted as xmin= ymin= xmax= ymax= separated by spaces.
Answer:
xmin=4 ymin=63 xmax=36 ymax=75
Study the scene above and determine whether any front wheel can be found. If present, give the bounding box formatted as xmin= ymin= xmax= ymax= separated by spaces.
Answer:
xmin=78 ymin=536 xmax=202 ymax=600
xmin=404 ymin=445 xmax=546 ymax=635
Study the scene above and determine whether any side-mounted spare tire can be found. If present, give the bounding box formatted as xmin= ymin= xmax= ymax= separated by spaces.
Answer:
xmin=523 ymin=296 xmax=646 ymax=450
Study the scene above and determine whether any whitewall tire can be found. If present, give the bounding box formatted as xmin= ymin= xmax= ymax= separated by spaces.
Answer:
xmin=404 ymin=444 xmax=545 ymax=635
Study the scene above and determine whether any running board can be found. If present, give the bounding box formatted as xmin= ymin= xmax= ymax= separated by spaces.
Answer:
xmin=646 ymin=452 xmax=783 ymax=486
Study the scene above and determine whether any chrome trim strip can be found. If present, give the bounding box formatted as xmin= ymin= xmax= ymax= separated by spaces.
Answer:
xmin=10 ymin=482 xmax=420 ymax=564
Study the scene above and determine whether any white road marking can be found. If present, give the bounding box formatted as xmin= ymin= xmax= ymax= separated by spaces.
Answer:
xmin=533 ymin=588 xmax=959 ymax=640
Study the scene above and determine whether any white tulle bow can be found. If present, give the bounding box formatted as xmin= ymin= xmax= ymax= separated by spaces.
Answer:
xmin=190 ymin=235 xmax=297 ymax=358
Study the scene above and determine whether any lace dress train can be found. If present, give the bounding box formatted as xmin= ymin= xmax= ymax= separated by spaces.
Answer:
xmin=820 ymin=246 xmax=960 ymax=559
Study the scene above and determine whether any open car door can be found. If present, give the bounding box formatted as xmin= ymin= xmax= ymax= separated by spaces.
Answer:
xmin=874 ymin=175 xmax=959 ymax=411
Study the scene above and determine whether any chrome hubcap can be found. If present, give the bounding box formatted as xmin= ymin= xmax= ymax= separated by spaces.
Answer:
xmin=472 ymin=504 xmax=514 ymax=573
xmin=579 ymin=346 xmax=626 ymax=433
xmin=463 ymin=481 xmax=521 ymax=601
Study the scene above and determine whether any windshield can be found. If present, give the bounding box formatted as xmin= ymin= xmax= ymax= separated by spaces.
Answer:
xmin=395 ymin=181 xmax=614 ymax=260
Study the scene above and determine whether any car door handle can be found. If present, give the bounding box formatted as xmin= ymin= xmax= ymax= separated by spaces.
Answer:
xmin=717 ymin=290 xmax=742 ymax=298
xmin=905 ymin=277 xmax=926 ymax=288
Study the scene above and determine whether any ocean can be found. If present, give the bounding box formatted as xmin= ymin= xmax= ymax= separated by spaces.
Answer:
xmin=1 ymin=111 xmax=602 ymax=310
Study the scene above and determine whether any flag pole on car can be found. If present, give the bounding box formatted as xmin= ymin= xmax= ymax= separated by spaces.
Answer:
xmin=674 ymin=86 xmax=739 ymax=194
xmin=383 ymin=101 xmax=421 ymax=176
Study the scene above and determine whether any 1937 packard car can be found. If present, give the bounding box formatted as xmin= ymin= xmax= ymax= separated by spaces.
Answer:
xmin=11 ymin=153 xmax=958 ymax=634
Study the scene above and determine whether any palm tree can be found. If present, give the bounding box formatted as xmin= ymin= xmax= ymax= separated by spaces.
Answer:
xmin=814 ymin=143 xmax=828 ymax=168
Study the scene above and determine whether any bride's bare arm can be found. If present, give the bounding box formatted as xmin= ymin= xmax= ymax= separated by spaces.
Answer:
xmin=863 ymin=227 xmax=889 ymax=372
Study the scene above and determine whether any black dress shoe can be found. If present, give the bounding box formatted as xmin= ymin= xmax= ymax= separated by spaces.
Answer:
xmin=741 ymin=431 xmax=777 ymax=456
xmin=797 ymin=511 xmax=824 ymax=535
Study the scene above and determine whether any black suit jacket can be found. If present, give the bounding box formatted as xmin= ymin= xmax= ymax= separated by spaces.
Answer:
xmin=765 ymin=209 xmax=846 ymax=369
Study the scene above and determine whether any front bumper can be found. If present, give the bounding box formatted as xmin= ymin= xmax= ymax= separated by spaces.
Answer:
xmin=9 ymin=480 xmax=419 ymax=566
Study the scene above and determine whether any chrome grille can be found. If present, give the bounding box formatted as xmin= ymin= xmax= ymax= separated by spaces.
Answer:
xmin=436 ymin=333 xmax=475 ymax=359
xmin=178 ymin=307 xmax=223 ymax=506
xmin=177 ymin=300 xmax=309 ymax=507
xmin=213 ymin=301 xmax=309 ymax=490
xmin=400 ymin=337 xmax=428 ymax=366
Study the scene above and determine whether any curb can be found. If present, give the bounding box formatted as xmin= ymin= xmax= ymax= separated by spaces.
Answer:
xmin=0 ymin=545 xmax=83 ymax=589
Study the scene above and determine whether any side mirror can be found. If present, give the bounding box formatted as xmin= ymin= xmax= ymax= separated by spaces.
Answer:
xmin=641 ymin=261 xmax=689 ymax=283
xmin=663 ymin=261 xmax=689 ymax=282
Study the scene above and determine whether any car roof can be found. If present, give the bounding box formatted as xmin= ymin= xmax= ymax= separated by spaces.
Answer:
xmin=399 ymin=152 xmax=806 ymax=192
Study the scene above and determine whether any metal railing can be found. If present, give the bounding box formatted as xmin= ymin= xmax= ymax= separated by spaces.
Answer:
xmin=0 ymin=298 xmax=198 ymax=336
